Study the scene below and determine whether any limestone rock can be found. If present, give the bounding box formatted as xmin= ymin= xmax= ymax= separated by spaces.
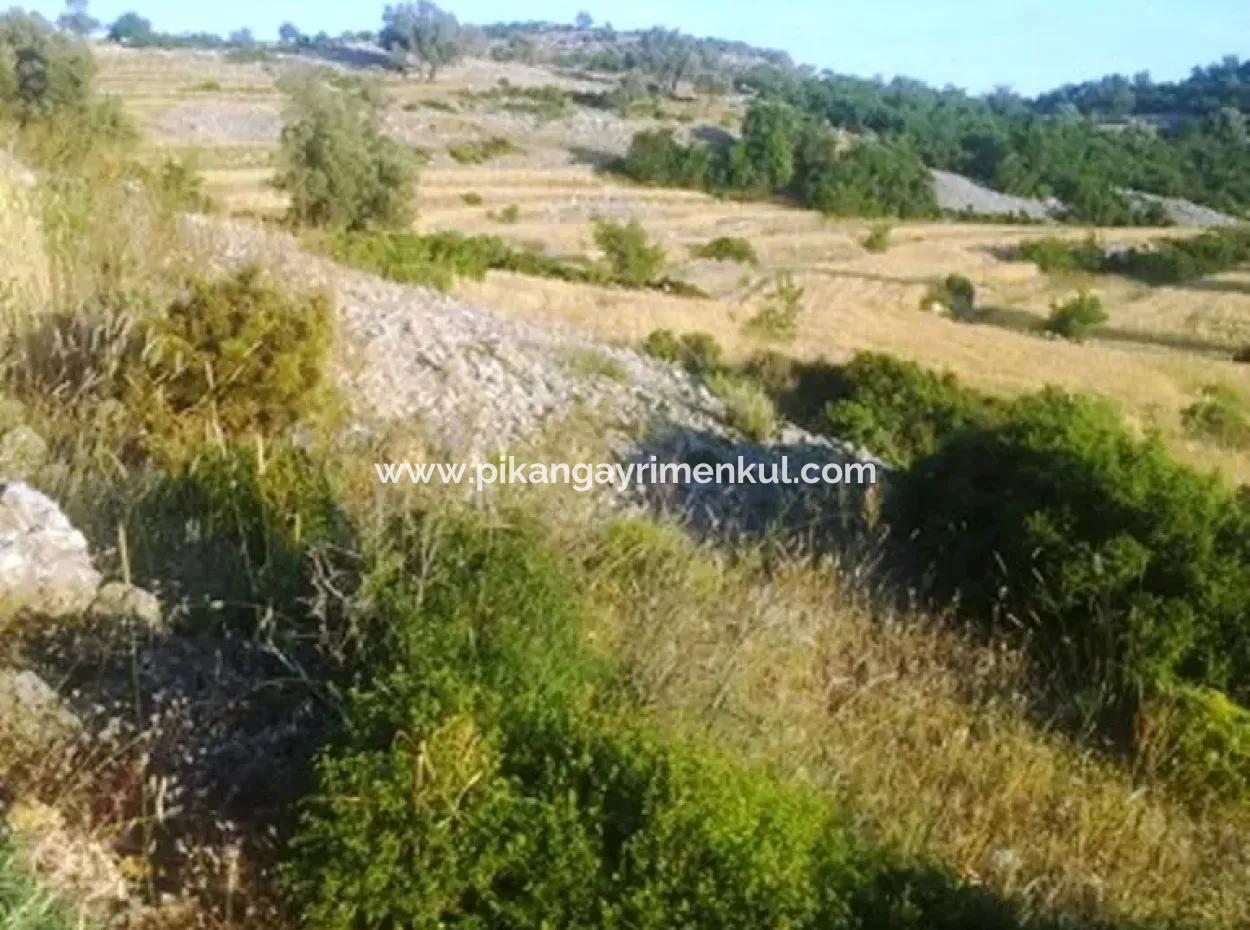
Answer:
xmin=0 ymin=482 xmax=101 ymax=623
xmin=0 ymin=667 xmax=81 ymax=747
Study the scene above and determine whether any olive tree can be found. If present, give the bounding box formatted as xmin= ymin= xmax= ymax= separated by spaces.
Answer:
xmin=380 ymin=1 xmax=461 ymax=81
xmin=276 ymin=72 xmax=417 ymax=228
xmin=56 ymin=0 xmax=98 ymax=36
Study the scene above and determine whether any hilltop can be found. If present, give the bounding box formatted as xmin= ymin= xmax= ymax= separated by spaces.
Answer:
xmin=3 ymin=8 xmax=1250 ymax=930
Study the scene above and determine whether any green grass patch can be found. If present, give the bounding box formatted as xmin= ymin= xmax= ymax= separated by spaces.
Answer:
xmin=448 ymin=136 xmax=521 ymax=164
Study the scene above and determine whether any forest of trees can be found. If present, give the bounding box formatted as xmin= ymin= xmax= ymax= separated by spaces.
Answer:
xmin=621 ymin=101 xmax=939 ymax=219
xmin=1033 ymin=55 xmax=1250 ymax=118
xmin=720 ymin=66 xmax=1250 ymax=222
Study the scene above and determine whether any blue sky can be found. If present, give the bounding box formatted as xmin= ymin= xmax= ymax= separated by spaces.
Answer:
xmin=20 ymin=0 xmax=1250 ymax=94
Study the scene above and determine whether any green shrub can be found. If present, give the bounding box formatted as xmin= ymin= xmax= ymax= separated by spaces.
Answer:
xmin=738 ymin=352 xmax=848 ymax=428
xmin=0 ymin=11 xmax=96 ymax=119
xmin=461 ymin=191 xmax=484 ymax=206
xmin=281 ymin=510 xmax=1039 ymax=930
xmin=921 ymin=274 xmax=976 ymax=319
xmin=491 ymin=203 xmax=521 ymax=223
xmin=861 ymin=224 xmax=893 ymax=253
xmin=156 ymin=155 xmax=213 ymax=212
xmin=129 ymin=266 xmax=335 ymax=442
xmin=1105 ymin=227 xmax=1250 ymax=284
xmin=621 ymin=128 xmax=712 ymax=188
xmin=1045 ymin=291 xmax=1107 ymax=341
xmin=276 ymin=75 xmax=416 ymax=229
xmin=743 ymin=272 xmax=804 ymax=342
xmin=447 ymin=135 xmax=519 ymax=164
xmin=707 ymin=373 xmax=778 ymax=441
xmin=641 ymin=329 xmax=725 ymax=376
xmin=1018 ymin=234 xmax=1106 ymax=274
xmin=690 ymin=236 xmax=758 ymax=264
xmin=321 ymin=229 xmax=610 ymax=291
xmin=1182 ymin=384 xmax=1250 ymax=447
xmin=1020 ymin=229 xmax=1250 ymax=285
xmin=593 ymin=218 xmax=666 ymax=287
xmin=824 ymin=353 xmax=1000 ymax=465
xmin=890 ymin=389 xmax=1250 ymax=739
xmin=562 ymin=347 xmax=627 ymax=382
xmin=1139 ymin=683 xmax=1250 ymax=800
xmin=799 ymin=137 xmax=940 ymax=219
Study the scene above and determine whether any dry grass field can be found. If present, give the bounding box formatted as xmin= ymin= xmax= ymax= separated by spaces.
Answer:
xmin=94 ymin=43 xmax=1250 ymax=480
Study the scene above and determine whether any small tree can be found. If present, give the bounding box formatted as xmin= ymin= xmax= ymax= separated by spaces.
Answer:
xmin=106 ymin=11 xmax=153 ymax=44
xmin=744 ymin=272 xmax=804 ymax=341
xmin=1045 ymin=291 xmax=1107 ymax=341
xmin=0 ymin=11 xmax=96 ymax=117
xmin=277 ymin=74 xmax=417 ymax=229
xmin=278 ymin=22 xmax=303 ymax=45
xmin=638 ymin=27 xmax=700 ymax=94
xmin=380 ymin=1 xmax=462 ymax=81
xmin=228 ymin=27 xmax=255 ymax=47
xmin=56 ymin=0 xmax=98 ymax=36
xmin=574 ymin=11 xmax=594 ymax=30
xmin=593 ymin=218 xmax=665 ymax=286
xmin=742 ymin=99 xmax=800 ymax=190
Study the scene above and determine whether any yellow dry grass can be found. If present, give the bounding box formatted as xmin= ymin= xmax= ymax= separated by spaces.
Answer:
xmin=95 ymin=46 xmax=1250 ymax=486
xmin=0 ymin=166 xmax=50 ymax=325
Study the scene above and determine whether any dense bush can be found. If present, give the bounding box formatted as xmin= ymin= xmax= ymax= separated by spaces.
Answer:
xmin=447 ymin=135 xmax=519 ymax=164
xmin=641 ymin=329 xmax=725 ymax=376
xmin=740 ymin=66 xmax=1250 ymax=221
xmin=322 ymin=227 xmax=704 ymax=296
xmin=0 ymin=11 xmax=95 ymax=119
xmin=823 ymin=353 xmax=1000 ymax=464
xmin=861 ymin=223 xmax=893 ymax=252
xmin=738 ymin=351 xmax=848 ymax=426
xmin=743 ymin=272 xmax=804 ymax=341
xmin=1021 ymin=229 xmax=1250 ymax=283
xmin=129 ymin=266 xmax=335 ymax=443
xmin=691 ymin=235 xmax=758 ymax=264
xmin=1182 ymin=384 xmax=1250 ymax=447
xmin=1138 ymin=683 xmax=1250 ymax=800
xmin=323 ymin=228 xmax=607 ymax=288
xmin=1105 ymin=227 xmax=1250 ymax=283
xmin=891 ymin=390 xmax=1250 ymax=738
xmin=281 ymin=511 xmax=1036 ymax=930
xmin=621 ymin=101 xmax=939 ymax=219
xmin=593 ymin=218 xmax=666 ymax=286
xmin=1045 ymin=291 xmax=1107 ymax=341
xmin=276 ymin=74 xmax=417 ymax=229
xmin=798 ymin=136 xmax=939 ymax=218
xmin=1018 ymin=234 xmax=1107 ymax=274
xmin=921 ymin=274 xmax=977 ymax=318
xmin=707 ymin=372 xmax=778 ymax=440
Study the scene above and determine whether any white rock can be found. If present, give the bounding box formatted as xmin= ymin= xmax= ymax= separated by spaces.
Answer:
xmin=0 ymin=482 xmax=101 ymax=622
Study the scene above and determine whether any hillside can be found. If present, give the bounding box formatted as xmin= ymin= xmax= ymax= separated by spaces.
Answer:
xmin=4 ymin=10 xmax=1250 ymax=930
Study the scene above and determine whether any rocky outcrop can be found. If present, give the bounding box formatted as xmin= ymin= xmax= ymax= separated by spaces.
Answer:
xmin=0 ymin=482 xmax=101 ymax=624
xmin=931 ymin=169 xmax=1063 ymax=221
xmin=0 ymin=667 xmax=81 ymax=748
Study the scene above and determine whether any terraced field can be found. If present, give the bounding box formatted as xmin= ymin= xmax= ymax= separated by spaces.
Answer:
xmin=95 ymin=43 xmax=1250 ymax=479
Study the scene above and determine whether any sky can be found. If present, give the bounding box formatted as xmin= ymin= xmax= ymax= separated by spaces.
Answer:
xmin=19 ymin=0 xmax=1250 ymax=95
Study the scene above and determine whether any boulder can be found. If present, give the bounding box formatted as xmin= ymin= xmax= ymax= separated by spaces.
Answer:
xmin=0 ymin=482 xmax=101 ymax=624
xmin=0 ymin=667 xmax=81 ymax=747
